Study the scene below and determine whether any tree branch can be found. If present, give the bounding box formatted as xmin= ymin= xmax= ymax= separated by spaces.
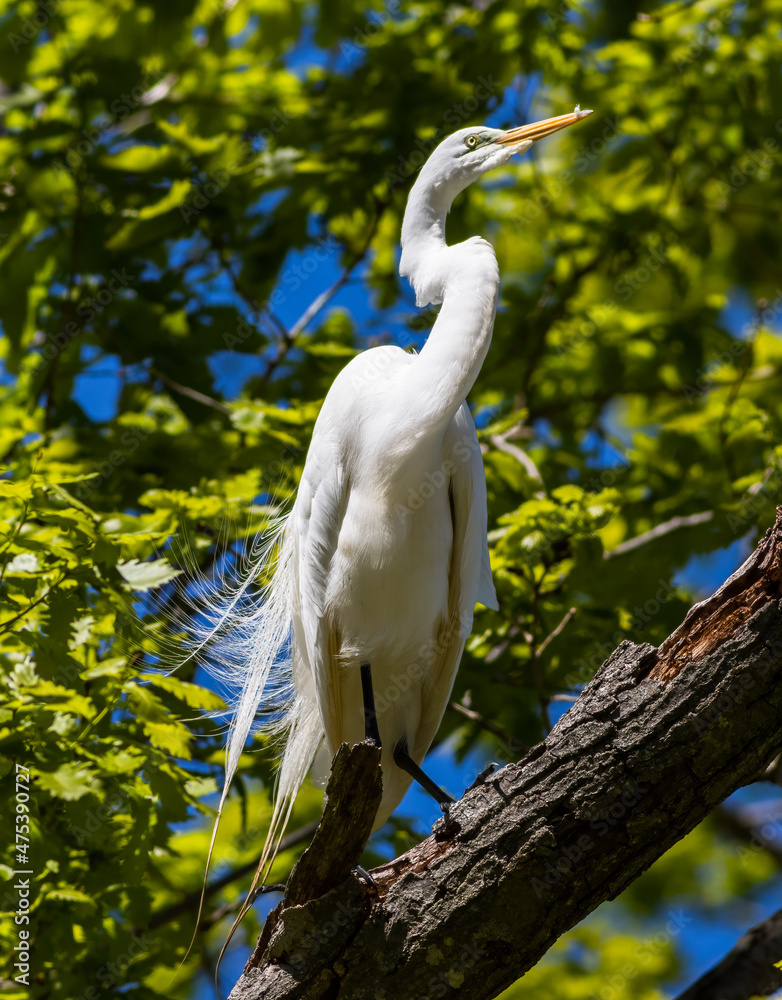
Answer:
xmin=229 ymin=509 xmax=782 ymax=1000
xmin=287 ymin=206 xmax=386 ymax=342
xmin=674 ymin=906 xmax=782 ymax=1000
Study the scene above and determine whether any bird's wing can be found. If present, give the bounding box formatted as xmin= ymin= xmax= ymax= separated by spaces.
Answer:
xmin=412 ymin=401 xmax=497 ymax=761
xmin=289 ymin=346 xmax=412 ymax=754
xmin=289 ymin=430 xmax=346 ymax=755
xmin=453 ymin=402 xmax=498 ymax=633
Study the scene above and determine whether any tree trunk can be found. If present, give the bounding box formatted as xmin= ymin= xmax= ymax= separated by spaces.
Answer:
xmin=229 ymin=509 xmax=782 ymax=1000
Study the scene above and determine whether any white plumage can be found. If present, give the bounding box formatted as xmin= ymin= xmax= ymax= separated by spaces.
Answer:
xmin=188 ymin=109 xmax=593 ymax=941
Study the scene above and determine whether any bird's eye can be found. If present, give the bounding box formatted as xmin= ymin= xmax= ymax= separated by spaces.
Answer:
xmin=464 ymin=134 xmax=479 ymax=149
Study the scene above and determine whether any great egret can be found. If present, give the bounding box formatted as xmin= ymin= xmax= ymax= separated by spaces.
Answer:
xmin=193 ymin=106 xmax=593 ymax=929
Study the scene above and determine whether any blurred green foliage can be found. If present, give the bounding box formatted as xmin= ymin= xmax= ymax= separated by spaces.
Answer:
xmin=0 ymin=0 xmax=781 ymax=996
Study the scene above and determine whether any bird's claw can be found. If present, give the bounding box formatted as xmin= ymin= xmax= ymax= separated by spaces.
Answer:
xmin=354 ymin=864 xmax=378 ymax=892
xmin=434 ymin=798 xmax=460 ymax=838
xmin=249 ymin=883 xmax=286 ymax=905
xmin=467 ymin=761 xmax=501 ymax=792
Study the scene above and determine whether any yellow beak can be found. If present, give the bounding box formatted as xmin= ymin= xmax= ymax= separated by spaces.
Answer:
xmin=495 ymin=106 xmax=593 ymax=147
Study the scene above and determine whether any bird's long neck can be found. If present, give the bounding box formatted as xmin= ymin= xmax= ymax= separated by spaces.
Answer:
xmin=399 ymin=177 xmax=500 ymax=432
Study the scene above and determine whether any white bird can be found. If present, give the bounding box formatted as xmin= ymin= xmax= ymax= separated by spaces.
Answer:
xmin=192 ymin=106 xmax=593 ymax=940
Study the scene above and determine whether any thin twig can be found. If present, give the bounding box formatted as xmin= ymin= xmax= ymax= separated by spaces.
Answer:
xmin=147 ymin=818 xmax=320 ymax=932
xmin=536 ymin=606 xmax=577 ymax=659
xmin=449 ymin=700 xmax=525 ymax=752
xmin=288 ymin=270 xmax=354 ymax=341
xmin=485 ymin=623 xmax=520 ymax=665
xmin=0 ymin=572 xmax=65 ymax=634
xmin=604 ymin=511 xmax=713 ymax=560
xmin=147 ymin=364 xmax=230 ymax=414
xmin=288 ymin=208 xmax=386 ymax=341
xmin=213 ymin=239 xmax=290 ymax=343
xmin=103 ymin=333 xmax=230 ymax=415
xmin=255 ymin=203 xmax=388 ymax=393
xmin=489 ymin=430 xmax=546 ymax=498
xmin=528 ymin=584 xmax=552 ymax=732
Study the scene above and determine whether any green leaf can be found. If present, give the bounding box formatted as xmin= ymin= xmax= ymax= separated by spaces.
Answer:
xmin=142 ymin=673 xmax=225 ymax=711
xmin=142 ymin=720 xmax=192 ymax=758
xmin=36 ymin=764 xmax=101 ymax=801
xmin=46 ymin=887 xmax=97 ymax=908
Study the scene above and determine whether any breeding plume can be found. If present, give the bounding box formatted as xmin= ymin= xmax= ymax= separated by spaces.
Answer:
xmin=193 ymin=106 xmax=593 ymax=928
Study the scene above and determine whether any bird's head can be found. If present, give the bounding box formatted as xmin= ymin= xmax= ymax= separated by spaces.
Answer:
xmin=410 ymin=106 xmax=593 ymax=208
xmin=400 ymin=106 xmax=593 ymax=305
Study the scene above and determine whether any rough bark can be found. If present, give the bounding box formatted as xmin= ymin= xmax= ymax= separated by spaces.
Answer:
xmin=284 ymin=741 xmax=382 ymax=908
xmin=229 ymin=509 xmax=782 ymax=1000
xmin=248 ymin=741 xmax=383 ymax=962
xmin=675 ymin=906 xmax=782 ymax=1000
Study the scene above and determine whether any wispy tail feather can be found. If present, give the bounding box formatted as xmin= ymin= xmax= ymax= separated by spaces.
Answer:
xmin=165 ymin=511 xmax=323 ymax=987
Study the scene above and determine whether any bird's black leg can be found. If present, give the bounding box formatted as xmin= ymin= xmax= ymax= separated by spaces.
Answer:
xmin=360 ymin=662 xmax=381 ymax=747
xmin=393 ymin=739 xmax=455 ymax=810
